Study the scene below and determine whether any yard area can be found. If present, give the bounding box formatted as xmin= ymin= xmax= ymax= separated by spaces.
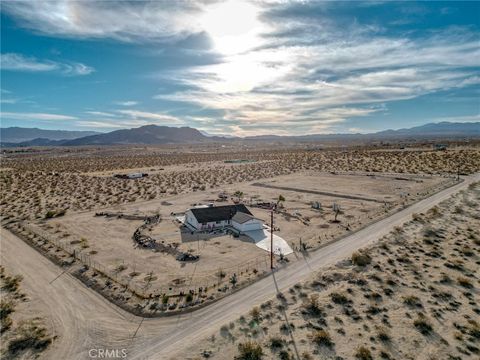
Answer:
xmin=29 ymin=171 xmax=454 ymax=300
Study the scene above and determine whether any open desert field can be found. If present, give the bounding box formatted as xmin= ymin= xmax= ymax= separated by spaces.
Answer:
xmin=7 ymin=169 xmax=456 ymax=315
xmin=1 ymin=145 xmax=477 ymax=316
xmin=181 ymin=181 xmax=480 ymax=360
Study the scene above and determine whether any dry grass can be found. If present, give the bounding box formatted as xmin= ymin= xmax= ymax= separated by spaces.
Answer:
xmin=0 ymin=266 xmax=53 ymax=359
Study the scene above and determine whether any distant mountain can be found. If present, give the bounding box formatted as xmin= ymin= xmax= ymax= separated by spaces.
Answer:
xmin=2 ymin=122 xmax=478 ymax=147
xmin=245 ymin=122 xmax=480 ymax=142
xmin=373 ymin=121 xmax=480 ymax=138
xmin=1 ymin=127 xmax=100 ymax=143
xmin=61 ymin=125 xmax=226 ymax=146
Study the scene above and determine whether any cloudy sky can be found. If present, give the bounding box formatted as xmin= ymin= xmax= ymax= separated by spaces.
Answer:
xmin=1 ymin=1 xmax=479 ymax=136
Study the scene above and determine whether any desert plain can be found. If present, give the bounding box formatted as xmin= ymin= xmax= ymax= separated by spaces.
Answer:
xmin=0 ymin=143 xmax=479 ymax=359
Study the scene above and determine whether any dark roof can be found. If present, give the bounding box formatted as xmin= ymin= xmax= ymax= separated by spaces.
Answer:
xmin=231 ymin=211 xmax=258 ymax=224
xmin=190 ymin=204 xmax=253 ymax=224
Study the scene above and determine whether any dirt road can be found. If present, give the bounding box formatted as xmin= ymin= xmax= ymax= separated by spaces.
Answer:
xmin=1 ymin=173 xmax=478 ymax=360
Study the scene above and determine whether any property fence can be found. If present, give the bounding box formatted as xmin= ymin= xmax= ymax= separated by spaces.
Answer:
xmin=20 ymin=222 xmax=275 ymax=298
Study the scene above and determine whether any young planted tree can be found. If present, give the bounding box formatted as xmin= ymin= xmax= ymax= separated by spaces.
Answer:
xmin=333 ymin=202 xmax=341 ymax=222
xmin=277 ymin=194 xmax=286 ymax=208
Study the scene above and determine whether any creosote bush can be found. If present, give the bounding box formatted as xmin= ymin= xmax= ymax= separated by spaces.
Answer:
xmin=352 ymin=252 xmax=372 ymax=266
xmin=457 ymin=277 xmax=473 ymax=288
xmin=403 ymin=295 xmax=422 ymax=308
xmin=330 ymin=292 xmax=349 ymax=305
xmin=236 ymin=341 xmax=263 ymax=360
xmin=414 ymin=315 xmax=433 ymax=335
xmin=312 ymin=330 xmax=333 ymax=347
xmin=250 ymin=307 xmax=261 ymax=322
xmin=355 ymin=346 xmax=373 ymax=360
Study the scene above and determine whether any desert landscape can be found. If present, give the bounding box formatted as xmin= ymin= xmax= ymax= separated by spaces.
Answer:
xmin=181 ymin=181 xmax=480 ymax=360
xmin=1 ymin=1 xmax=480 ymax=359
xmin=1 ymin=145 xmax=476 ymax=317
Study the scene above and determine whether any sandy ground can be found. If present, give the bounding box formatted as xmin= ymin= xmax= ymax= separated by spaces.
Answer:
xmin=2 ymin=146 xmax=478 ymax=222
xmin=26 ymin=172 xmax=452 ymax=301
xmin=182 ymin=181 xmax=480 ymax=360
xmin=0 ymin=173 xmax=476 ymax=360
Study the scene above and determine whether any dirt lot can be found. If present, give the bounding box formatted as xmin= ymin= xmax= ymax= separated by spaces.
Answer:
xmin=26 ymin=172 xmax=454 ymax=304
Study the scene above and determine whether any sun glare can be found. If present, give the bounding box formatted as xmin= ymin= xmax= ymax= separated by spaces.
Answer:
xmin=200 ymin=0 xmax=264 ymax=55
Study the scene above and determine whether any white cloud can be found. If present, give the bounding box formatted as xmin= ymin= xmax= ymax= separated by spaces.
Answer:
xmin=155 ymin=24 xmax=479 ymax=135
xmin=3 ymin=1 xmax=479 ymax=135
xmin=1 ymin=1 xmax=204 ymax=42
xmin=85 ymin=111 xmax=117 ymax=117
xmin=116 ymin=110 xmax=182 ymax=123
xmin=77 ymin=109 xmax=184 ymax=129
xmin=0 ymin=98 xmax=19 ymax=104
xmin=1 ymin=112 xmax=77 ymax=121
xmin=114 ymin=101 xmax=139 ymax=106
xmin=0 ymin=53 xmax=94 ymax=76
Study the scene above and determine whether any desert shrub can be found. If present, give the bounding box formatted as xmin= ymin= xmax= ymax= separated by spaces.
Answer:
xmin=460 ymin=246 xmax=474 ymax=257
xmin=0 ymin=300 xmax=14 ymax=320
xmin=355 ymin=346 xmax=373 ymax=360
xmin=185 ymin=293 xmax=193 ymax=303
xmin=236 ymin=341 xmax=263 ymax=360
xmin=412 ymin=213 xmax=423 ymax=222
xmin=269 ymin=336 xmax=284 ymax=350
xmin=2 ymin=274 xmax=22 ymax=292
xmin=457 ymin=277 xmax=473 ymax=288
xmin=468 ymin=322 xmax=480 ymax=339
xmin=352 ymin=252 xmax=371 ymax=266
xmin=161 ymin=295 xmax=169 ymax=305
xmin=330 ymin=292 xmax=349 ymax=305
xmin=1 ymin=315 xmax=13 ymax=333
xmin=414 ymin=316 xmax=433 ymax=335
xmin=216 ymin=269 xmax=226 ymax=279
xmin=7 ymin=319 xmax=52 ymax=355
xmin=303 ymin=294 xmax=322 ymax=316
xmin=44 ymin=210 xmax=56 ymax=219
xmin=379 ymin=351 xmax=391 ymax=359
xmin=250 ymin=307 xmax=261 ymax=322
xmin=377 ymin=327 xmax=390 ymax=342
xmin=280 ymin=322 xmax=295 ymax=333
xmin=312 ymin=330 xmax=333 ymax=347
xmin=279 ymin=350 xmax=291 ymax=360
xmin=403 ymin=295 xmax=422 ymax=308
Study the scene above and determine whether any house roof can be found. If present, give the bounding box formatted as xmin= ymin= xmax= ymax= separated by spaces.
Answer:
xmin=189 ymin=204 xmax=253 ymax=224
xmin=231 ymin=211 xmax=259 ymax=224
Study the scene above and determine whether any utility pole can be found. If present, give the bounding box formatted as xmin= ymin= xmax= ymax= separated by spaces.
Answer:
xmin=270 ymin=210 xmax=274 ymax=269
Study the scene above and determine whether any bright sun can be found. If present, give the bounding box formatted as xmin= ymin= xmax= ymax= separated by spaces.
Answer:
xmin=200 ymin=0 xmax=263 ymax=55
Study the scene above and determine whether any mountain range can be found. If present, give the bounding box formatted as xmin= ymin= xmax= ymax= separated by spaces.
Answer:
xmin=1 ymin=122 xmax=479 ymax=147
xmin=1 ymin=127 xmax=100 ymax=143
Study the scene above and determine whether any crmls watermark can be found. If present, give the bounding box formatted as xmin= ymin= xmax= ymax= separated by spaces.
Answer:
xmin=88 ymin=348 xmax=128 ymax=358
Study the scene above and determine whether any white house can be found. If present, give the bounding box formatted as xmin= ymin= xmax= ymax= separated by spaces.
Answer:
xmin=184 ymin=204 xmax=263 ymax=233
xmin=231 ymin=211 xmax=264 ymax=232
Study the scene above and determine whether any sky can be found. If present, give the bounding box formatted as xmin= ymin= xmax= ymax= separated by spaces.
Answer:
xmin=0 ymin=0 xmax=479 ymax=136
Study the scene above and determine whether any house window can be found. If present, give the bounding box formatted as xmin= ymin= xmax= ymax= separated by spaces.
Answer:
xmin=216 ymin=221 xmax=221 ymax=224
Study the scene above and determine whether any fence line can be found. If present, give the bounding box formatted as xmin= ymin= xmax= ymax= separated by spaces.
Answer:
xmin=20 ymin=222 xmax=274 ymax=298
